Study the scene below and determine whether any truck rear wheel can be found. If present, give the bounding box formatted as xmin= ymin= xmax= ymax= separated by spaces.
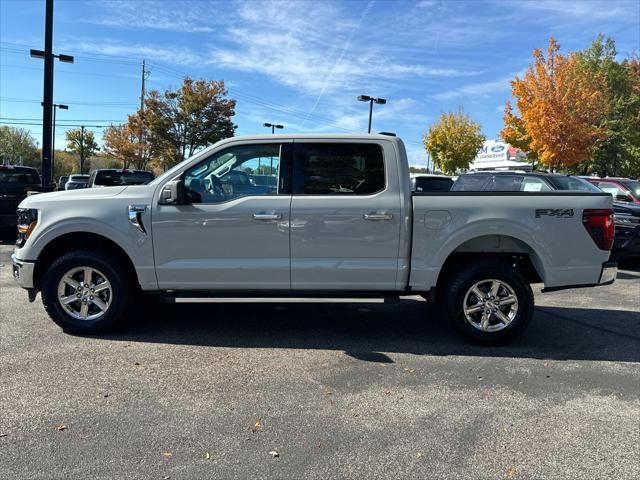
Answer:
xmin=41 ymin=250 xmax=131 ymax=334
xmin=443 ymin=260 xmax=534 ymax=345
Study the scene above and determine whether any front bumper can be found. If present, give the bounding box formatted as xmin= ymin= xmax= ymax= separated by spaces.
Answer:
xmin=11 ymin=254 xmax=35 ymax=289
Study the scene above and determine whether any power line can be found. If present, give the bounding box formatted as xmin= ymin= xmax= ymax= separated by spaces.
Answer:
xmin=1 ymin=117 xmax=126 ymax=122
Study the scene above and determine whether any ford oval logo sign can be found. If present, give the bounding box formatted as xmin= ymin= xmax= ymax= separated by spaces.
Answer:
xmin=491 ymin=145 xmax=505 ymax=152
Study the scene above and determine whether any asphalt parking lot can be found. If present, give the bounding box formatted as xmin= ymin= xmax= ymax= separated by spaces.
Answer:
xmin=1 ymin=236 xmax=639 ymax=479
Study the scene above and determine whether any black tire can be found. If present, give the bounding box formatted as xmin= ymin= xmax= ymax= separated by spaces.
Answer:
xmin=41 ymin=249 xmax=132 ymax=334
xmin=443 ymin=260 xmax=534 ymax=345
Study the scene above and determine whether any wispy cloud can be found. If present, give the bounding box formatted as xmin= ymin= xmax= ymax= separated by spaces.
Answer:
xmin=80 ymin=0 xmax=225 ymax=33
xmin=57 ymin=38 xmax=205 ymax=66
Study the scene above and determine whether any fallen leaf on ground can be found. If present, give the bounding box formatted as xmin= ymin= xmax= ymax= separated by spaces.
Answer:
xmin=416 ymin=452 xmax=423 ymax=458
xmin=204 ymin=452 xmax=210 ymax=459
xmin=507 ymin=467 xmax=517 ymax=477
xmin=404 ymin=368 xmax=415 ymax=373
xmin=0 ymin=433 xmax=7 ymax=437
xmin=543 ymin=361 xmax=549 ymax=368
xmin=251 ymin=419 xmax=263 ymax=433
xmin=134 ymin=362 xmax=141 ymax=366
xmin=269 ymin=450 xmax=279 ymax=458
xmin=324 ymin=391 xmax=333 ymax=395
xmin=55 ymin=425 xmax=67 ymax=431
xmin=163 ymin=452 xmax=173 ymax=457
xmin=315 ymin=441 xmax=321 ymax=448
xmin=384 ymin=389 xmax=391 ymax=395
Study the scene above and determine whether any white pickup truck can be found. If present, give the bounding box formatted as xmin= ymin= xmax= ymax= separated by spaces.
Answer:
xmin=12 ymin=134 xmax=617 ymax=344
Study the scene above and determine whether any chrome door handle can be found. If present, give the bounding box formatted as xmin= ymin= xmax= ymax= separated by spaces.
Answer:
xmin=253 ymin=213 xmax=282 ymax=220
xmin=363 ymin=213 xmax=393 ymax=220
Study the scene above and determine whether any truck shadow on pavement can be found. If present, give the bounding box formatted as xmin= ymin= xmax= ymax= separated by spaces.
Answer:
xmin=101 ymin=299 xmax=640 ymax=363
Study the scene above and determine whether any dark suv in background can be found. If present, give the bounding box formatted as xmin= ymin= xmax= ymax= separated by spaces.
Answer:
xmin=0 ymin=165 xmax=40 ymax=228
xmin=87 ymin=169 xmax=155 ymax=187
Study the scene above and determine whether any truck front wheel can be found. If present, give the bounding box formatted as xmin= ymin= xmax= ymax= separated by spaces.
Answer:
xmin=443 ymin=260 xmax=534 ymax=345
xmin=41 ymin=250 xmax=132 ymax=334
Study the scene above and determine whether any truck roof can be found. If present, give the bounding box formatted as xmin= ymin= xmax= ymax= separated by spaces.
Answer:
xmin=221 ymin=133 xmax=402 ymax=141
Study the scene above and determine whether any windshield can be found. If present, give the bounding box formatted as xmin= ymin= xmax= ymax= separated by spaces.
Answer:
xmin=0 ymin=167 xmax=40 ymax=184
xmin=94 ymin=170 xmax=154 ymax=186
xmin=621 ymin=180 xmax=640 ymax=198
xmin=547 ymin=176 xmax=601 ymax=192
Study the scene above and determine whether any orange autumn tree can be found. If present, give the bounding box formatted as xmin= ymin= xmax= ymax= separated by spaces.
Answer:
xmin=501 ymin=38 xmax=609 ymax=169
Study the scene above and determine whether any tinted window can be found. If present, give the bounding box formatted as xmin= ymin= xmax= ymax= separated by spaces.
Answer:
xmin=413 ymin=177 xmax=453 ymax=192
xmin=0 ymin=167 xmax=39 ymax=184
xmin=548 ymin=176 xmax=601 ymax=192
xmin=184 ymin=143 xmax=285 ymax=204
xmin=293 ymin=143 xmax=385 ymax=195
xmin=620 ymin=180 xmax=640 ymax=198
xmin=94 ymin=170 xmax=155 ymax=186
xmin=451 ymin=174 xmax=492 ymax=191
xmin=490 ymin=175 xmax=523 ymax=191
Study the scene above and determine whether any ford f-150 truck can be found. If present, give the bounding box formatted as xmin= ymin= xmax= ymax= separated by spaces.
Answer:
xmin=11 ymin=134 xmax=617 ymax=344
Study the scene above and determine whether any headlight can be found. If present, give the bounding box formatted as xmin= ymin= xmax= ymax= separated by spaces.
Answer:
xmin=16 ymin=208 xmax=38 ymax=247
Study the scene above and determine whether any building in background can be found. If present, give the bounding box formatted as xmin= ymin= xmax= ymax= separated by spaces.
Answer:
xmin=470 ymin=139 xmax=531 ymax=171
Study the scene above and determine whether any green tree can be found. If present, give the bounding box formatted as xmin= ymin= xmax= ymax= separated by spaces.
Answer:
xmin=65 ymin=128 xmax=99 ymax=174
xmin=576 ymin=36 xmax=640 ymax=177
xmin=0 ymin=126 xmax=39 ymax=166
xmin=144 ymin=78 xmax=236 ymax=170
xmin=423 ymin=108 xmax=486 ymax=174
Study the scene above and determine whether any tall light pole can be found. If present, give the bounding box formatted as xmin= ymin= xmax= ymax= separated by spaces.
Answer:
xmin=30 ymin=0 xmax=74 ymax=190
xmin=263 ymin=122 xmax=284 ymax=134
xmin=42 ymin=102 xmax=68 ymax=184
xmin=357 ymin=95 xmax=386 ymax=133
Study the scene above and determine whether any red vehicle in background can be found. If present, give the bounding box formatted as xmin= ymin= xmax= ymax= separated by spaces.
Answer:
xmin=585 ymin=177 xmax=640 ymax=205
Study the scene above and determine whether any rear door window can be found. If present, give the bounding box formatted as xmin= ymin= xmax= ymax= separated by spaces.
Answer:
xmin=293 ymin=143 xmax=385 ymax=195
xmin=413 ymin=177 xmax=453 ymax=192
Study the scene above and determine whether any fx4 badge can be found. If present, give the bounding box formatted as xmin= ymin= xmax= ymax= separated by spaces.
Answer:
xmin=535 ymin=208 xmax=574 ymax=218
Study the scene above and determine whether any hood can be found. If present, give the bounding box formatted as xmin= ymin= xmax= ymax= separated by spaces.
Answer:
xmin=19 ymin=186 xmax=128 ymax=208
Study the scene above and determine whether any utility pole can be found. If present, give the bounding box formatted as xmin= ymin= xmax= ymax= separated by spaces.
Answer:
xmin=80 ymin=126 xmax=85 ymax=174
xmin=137 ymin=59 xmax=150 ymax=169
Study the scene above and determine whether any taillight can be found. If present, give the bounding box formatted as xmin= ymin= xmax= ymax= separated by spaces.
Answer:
xmin=582 ymin=209 xmax=615 ymax=251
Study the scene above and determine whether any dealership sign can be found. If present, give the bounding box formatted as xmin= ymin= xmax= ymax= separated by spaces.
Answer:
xmin=474 ymin=140 xmax=510 ymax=164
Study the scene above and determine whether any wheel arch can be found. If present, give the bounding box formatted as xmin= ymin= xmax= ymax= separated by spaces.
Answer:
xmin=432 ymin=234 xmax=545 ymax=301
xmin=33 ymin=231 xmax=139 ymax=290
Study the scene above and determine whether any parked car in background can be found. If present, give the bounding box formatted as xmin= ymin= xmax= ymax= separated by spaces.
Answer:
xmin=57 ymin=176 xmax=69 ymax=191
xmin=584 ymin=177 xmax=640 ymax=205
xmin=410 ymin=174 xmax=454 ymax=192
xmin=65 ymin=174 xmax=89 ymax=190
xmin=87 ymin=169 xmax=155 ymax=188
xmin=0 ymin=165 xmax=40 ymax=227
xmin=610 ymin=202 xmax=640 ymax=260
xmin=452 ymin=171 xmax=601 ymax=192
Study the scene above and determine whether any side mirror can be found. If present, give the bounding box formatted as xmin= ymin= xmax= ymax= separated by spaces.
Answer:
xmin=615 ymin=194 xmax=633 ymax=203
xmin=159 ymin=176 xmax=185 ymax=205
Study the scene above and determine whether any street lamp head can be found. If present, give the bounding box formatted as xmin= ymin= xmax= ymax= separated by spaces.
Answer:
xmin=263 ymin=122 xmax=272 ymax=128
xmin=374 ymin=98 xmax=387 ymax=105
xmin=274 ymin=124 xmax=284 ymax=130
xmin=58 ymin=104 xmax=69 ymax=110
xmin=30 ymin=49 xmax=46 ymax=59
xmin=357 ymin=95 xmax=372 ymax=102
xmin=57 ymin=54 xmax=74 ymax=64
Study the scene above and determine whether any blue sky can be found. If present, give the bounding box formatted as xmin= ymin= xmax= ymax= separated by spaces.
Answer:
xmin=1 ymin=0 xmax=638 ymax=166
